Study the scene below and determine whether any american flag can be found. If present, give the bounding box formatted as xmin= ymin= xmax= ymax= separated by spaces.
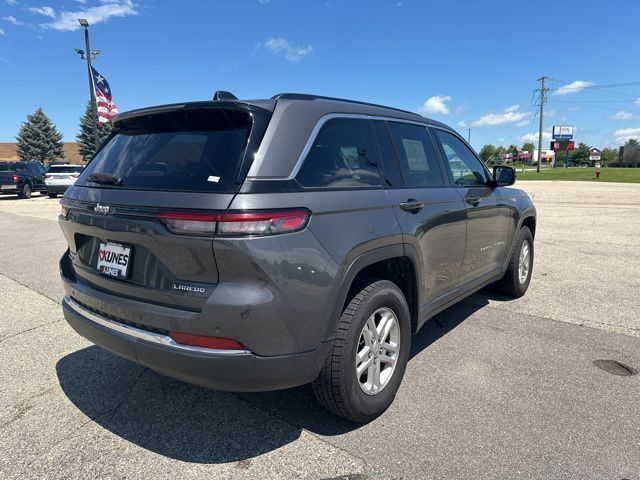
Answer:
xmin=91 ymin=66 xmax=118 ymax=123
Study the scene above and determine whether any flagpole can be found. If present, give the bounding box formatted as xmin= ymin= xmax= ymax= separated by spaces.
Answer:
xmin=79 ymin=19 xmax=99 ymax=152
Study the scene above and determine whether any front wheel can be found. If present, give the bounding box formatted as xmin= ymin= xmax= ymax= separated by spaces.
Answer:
xmin=494 ymin=226 xmax=534 ymax=297
xmin=48 ymin=192 xmax=58 ymax=198
xmin=312 ymin=279 xmax=411 ymax=423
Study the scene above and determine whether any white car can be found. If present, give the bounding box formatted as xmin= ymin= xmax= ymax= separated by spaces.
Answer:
xmin=44 ymin=164 xmax=84 ymax=198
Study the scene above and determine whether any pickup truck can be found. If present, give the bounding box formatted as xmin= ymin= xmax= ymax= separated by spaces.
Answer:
xmin=0 ymin=161 xmax=48 ymax=199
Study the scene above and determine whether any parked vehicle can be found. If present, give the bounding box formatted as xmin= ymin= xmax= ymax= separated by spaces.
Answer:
xmin=45 ymin=164 xmax=84 ymax=198
xmin=0 ymin=161 xmax=47 ymax=198
xmin=58 ymin=92 xmax=536 ymax=422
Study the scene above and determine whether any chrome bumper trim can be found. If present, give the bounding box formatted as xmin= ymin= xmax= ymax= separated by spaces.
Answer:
xmin=64 ymin=296 xmax=250 ymax=356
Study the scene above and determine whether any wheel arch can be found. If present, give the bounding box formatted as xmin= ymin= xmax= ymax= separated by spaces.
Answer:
xmin=322 ymin=244 xmax=421 ymax=341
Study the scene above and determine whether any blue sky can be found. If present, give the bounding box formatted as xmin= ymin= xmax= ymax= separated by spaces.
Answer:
xmin=1 ymin=0 xmax=639 ymax=150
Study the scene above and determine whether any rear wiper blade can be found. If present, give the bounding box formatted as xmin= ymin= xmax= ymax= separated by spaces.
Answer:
xmin=88 ymin=173 xmax=123 ymax=186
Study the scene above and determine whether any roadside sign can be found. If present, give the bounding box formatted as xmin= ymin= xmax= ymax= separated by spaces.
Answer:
xmin=552 ymin=125 xmax=574 ymax=140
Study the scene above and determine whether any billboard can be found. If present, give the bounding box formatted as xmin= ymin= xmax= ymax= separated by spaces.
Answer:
xmin=553 ymin=125 xmax=574 ymax=139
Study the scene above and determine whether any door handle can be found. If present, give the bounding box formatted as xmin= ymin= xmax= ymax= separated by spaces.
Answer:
xmin=399 ymin=199 xmax=424 ymax=213
xmin=465 ymin=196 xmax=483 ymax=206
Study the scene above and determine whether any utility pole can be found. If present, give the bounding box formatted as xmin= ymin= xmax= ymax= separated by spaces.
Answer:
xmin=76 ymin=18 xmax=100 ymax=151
xmin=535 ymin=76 xmax=550 ymax=173
xmin=467 ymin=128 xmax=471 ymax=144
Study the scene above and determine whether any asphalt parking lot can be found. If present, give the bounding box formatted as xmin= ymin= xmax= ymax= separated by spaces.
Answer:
xmin=1 ymin=181 xmax=639 ymax=479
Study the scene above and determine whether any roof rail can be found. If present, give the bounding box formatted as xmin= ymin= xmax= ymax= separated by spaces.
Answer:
xmin=271 ymin=93 xmax=421 ymax=117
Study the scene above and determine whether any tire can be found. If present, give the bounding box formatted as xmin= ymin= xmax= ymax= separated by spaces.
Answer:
xmin=312 ymin=278 xmax=411 ymax=423
xmin=494 ymin=226 xmax=534 ymax=298
xmin=48 ymin=192 xmax=58 ymax=198
xmin=18 ymin=183 xmax=32 ymax=199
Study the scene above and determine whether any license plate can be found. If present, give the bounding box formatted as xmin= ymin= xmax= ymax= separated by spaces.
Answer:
xmin=1 ymin=185 xmax=14 ymax=190
xmin=97 ymin=242 xmax=132 ymax=279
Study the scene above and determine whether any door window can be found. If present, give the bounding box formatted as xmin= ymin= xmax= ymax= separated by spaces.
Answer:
xmin=296 ymin=118 xmax=382 ymax=188
xmin=387 ymin=122 xmax=445 ymax=187
xmin=434 ymin=130 xmax=488 ymax=186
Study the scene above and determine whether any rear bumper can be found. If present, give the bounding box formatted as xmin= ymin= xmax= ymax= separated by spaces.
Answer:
xmin=46 ymin=185 xmax=69 ymax=194
xmin=62 ymin=295 xmax=329 ymax=392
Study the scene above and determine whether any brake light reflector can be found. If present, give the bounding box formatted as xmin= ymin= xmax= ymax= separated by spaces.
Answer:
xmin=217 ymin=210 xmax=310 ymax=235
xmin=156 ymin=209 xmax=310 ymax=236
xmin=169 ymin=331 xmax=246 ymax=350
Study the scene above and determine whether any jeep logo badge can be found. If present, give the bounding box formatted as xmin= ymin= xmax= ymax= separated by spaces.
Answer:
xmin=94 ymin=203 xmax=111 ymax=215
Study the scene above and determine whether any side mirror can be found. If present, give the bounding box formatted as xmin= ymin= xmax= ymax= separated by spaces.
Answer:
xmin=492 ymin=166 xmax=516 ymax=187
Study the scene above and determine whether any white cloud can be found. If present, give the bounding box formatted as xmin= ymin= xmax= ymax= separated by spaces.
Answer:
xmin=0 ymin=27 xmax=5 ymax=36
xmin=263 ymin=37 xmax=313 ymax=62
xmin=27 ymin=6 xmax=56 ymax=18
xmin=419 ymin=95 xmax=452 ymax=115
xmin=554 ymin=80 xmax=593 ymax=95
xmin=41 ymin=0 xmax=137 ymax=31
xmin=3 ymin=15 xmax=24 ymax=25
xmin=470 ymin=105 xmax=528 ymax=127
xmin=614 ymin=127 xmax=640 ymax=143
xmin=5 ymin=0 xmax=18 ymax=5
xmin=457 ymin=119 xmax=468 ymax=128
xmin=515 ymin=120 xmax=529 ymax=127
xmin=519 ymin=131 xmax=552 ymax=142
xmin=611 ymin=110 xmax=634 ymax=120
xmin=257 ymin=0 xmax=270 ymax=3
xmin=635 ymin=98 xmax=640 ymax=106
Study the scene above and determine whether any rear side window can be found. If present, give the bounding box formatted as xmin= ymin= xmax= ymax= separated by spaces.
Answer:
xmin=387 ymin=122 xmax=445 ymax=187
xmin=296 ymin=118 xmax=382 ymax=188
xmin=77 ymin=109 xmax=253 ymax=193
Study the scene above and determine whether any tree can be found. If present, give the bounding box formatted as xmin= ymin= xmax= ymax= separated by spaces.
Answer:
xmin=77 ymin=102 xmax=112 ymax=161
xmin=569 ymin=142 xmax=591 ymax=165
xmin=15 ymin=108 xmax=64 ymax=163
xmin=601 ymin=148 xmax=618 ymax=167
xmin=479 ymin=144 xmax=496 ymax=163
xmin=625 ymin=138 xmax=639 ymax=146
xmin=522 ymin=142 xmax=535 ymax=153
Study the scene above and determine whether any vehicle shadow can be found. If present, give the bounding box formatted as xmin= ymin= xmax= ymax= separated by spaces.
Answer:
xmin=56 ymin=293 xmax=491 ymax=464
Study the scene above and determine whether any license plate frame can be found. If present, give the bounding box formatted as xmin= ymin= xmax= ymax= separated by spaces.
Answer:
xmin=97 ymin=241 xmax=133 ymax=279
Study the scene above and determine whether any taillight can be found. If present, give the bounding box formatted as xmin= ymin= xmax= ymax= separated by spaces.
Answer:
xmin=13 ymin=174 xmax=19 ymax=183
xmin=169 ymin=331 xmax=246 ymax=350
xmin=217 ymin=210 xmax=310 ymax=235
xmin=157 ymin=212 xmax=218 ymax=235
xmin=157 ymin=209 xmax=310 ymax=236
xmin=60 ymin=198 xmax=70 ymax=217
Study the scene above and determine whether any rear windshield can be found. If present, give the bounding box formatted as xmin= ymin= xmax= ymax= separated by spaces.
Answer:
xmin=77 ymin=109 xmax=253 ymax=193
xmin=48 ymin=165 xmax=84 ymax=173
xmin=0 ymin=163 xmax=16 ymax=171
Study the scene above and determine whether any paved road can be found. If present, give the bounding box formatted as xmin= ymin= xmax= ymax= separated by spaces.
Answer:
xmin=1 ymin=182 xmax=639 ymax=479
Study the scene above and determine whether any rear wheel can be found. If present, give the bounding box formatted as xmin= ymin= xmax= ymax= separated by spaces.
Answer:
xmin=18 ymin=183 xmax=31 ymax=199
xmin=312 ymin=278 xmax=411 ymax=423
xmin=494 ymin=226 xmax=534 ymax=297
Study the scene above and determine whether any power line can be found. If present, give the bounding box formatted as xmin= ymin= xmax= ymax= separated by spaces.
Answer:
xmin=534 ymin=76 xmax=550 ymax=173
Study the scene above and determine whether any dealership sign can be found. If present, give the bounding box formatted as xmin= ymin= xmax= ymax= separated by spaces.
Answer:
xmin=552 ymin=125 xmax=574 ymax=140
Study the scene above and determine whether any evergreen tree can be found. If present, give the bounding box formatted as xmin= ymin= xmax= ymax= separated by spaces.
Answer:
xmin=77 ymin=102 xmax=112 ymax=161
xmin=15 ymin=108 xmax=64 ymax=163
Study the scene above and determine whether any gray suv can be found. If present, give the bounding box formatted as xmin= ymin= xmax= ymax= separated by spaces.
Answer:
xmin=59 ymin=92 xmax=536 ymax=422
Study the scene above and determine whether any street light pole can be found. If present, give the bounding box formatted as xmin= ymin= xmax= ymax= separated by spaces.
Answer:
xmin=79 ymin=18 xmax=99 ymax=151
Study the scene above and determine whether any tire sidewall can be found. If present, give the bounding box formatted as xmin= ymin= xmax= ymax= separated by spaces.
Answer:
xmin=21 ymin=184 xmax=32 ymax=199
xmin=342 ymin=284 xmax=411 ymax=420
xmin=514 ymin=227 xmax=534 ymax=295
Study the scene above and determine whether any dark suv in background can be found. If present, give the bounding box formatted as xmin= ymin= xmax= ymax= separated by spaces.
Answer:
xmin=59 ymin=92 xmax=536 ymax=422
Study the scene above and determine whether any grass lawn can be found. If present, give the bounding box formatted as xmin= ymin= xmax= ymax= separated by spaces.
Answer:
xmin=517 ymin=167 xmax=640 ymax=183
